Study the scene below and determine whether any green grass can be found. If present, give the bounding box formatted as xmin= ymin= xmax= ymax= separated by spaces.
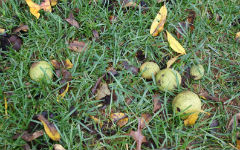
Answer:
xmin=0 ymin=0 xmax=239 ymax=149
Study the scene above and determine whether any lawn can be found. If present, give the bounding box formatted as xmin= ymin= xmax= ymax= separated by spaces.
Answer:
xmin=0 ymin=0 xmax=240 ymax=149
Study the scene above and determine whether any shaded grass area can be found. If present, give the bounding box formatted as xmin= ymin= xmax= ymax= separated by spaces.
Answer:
xmin=0 ymin=0 xmax=239 ymax=149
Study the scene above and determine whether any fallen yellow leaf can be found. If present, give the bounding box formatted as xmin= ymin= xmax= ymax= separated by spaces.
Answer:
xmin=64 ymin=59 xmax=73 ymax=69
xmin=184 ymin=112 xmax=199 ymax=126
xmin=166 ymin=31 xmax=186 ymax=54
xmin=0 ymin=28 xmax=5 ymax=34
xmin=40 ymin=0 xmax=52 ymax=12
xmin=50 ymin=0 xmax=58 ymax=6
xmin=57 ymin=82 xmax=69 ymax=102
xmin=37 ymin=115 xmax=60 ymax=141
xmin=236 ymin=32 xmax=240 ymax=43
xmin=90 ymin=115 xmax=103 ymax=127
xmin=110 ymin=113 xmax=128 ymax=127
xmin=166 ymin=54 xmax=182 ymax=68
xmin=150 ymin=5 xmax=167 ymax=36
xmin=4 ymin=96 xmax=7 ymax=117
xmin=25 ymin=0 xmax=41 ymax=19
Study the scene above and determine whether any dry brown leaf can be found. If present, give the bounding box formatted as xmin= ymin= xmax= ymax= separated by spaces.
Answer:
xmin=68 ymin=41 xmax=87 ymax=53
xmin=13 ymin=25 xmax=29 ymax=33
xmin=13 ymin=130 xmax=44 ymax=142
xmin=96 ymin=83 xmax=110 ymax=100
xmin=109 ymin=15 xmax=117 ymax=24
xmin=123 ymin=1 xmax=137 ymax=8
xmin=150 ymin=5 xmax=167 ymax=36
xmin=40 ymin=0 xmax=52 ymax=12
xmin=227 ymin=113 xmax=240 ymax=130
xmin=91 ymin=74 xmax=105 ymax=95
xmin=64 ymin=59 xmax=73 ymax=69
xmin=129 ymin=118 xmax=147 ymax=150
xmin=37 ymin=114 xmax=60 ymax=141
xmin=54 ymin=144 xmax=66 ymax=150
xmin=166 ymin=54 xmax=181 ymax=68
xmin=65 ymin=12 xmax=79 ymax=28
xmin=92 ymin=30 xmax=100 ymax=41
xmin=51 ymin=59 xmax=61 ymax=69
xmin=140 ymin=113 xmax=152 ymax=129
xmin=110 ymin=113 xmax=128 ymax=127
xmin=152 ymin=94 xmax=161 ymax=113
xmin=186 ymin=9 xmax=196 ymax=32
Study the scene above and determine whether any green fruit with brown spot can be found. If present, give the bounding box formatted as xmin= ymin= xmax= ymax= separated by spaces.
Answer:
xmin=172 ymin=91 xmax=201 ymax=118
xmin=156 ymin=68 xmax=181 ymax=91
xmin=190 ymin=64 xmax=204 ymax=80
xmin=140 ymin=62 xmax=160 ymax=79
xmin=29 ymin=61 xmax=53 ymax=82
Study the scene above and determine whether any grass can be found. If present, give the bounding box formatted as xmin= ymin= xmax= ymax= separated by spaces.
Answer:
xmin=0 ymin=0 xmax=239 ymax=149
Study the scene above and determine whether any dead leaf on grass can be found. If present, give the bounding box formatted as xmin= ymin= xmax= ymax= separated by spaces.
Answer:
xmin=236 ymin=32 xmax=240 ymax=43
xmin=13 ymin=25 xmax=29 ymax=33
xmin=65 ymin=12 xmax=80 ymax=28
xmin=54 ymin=144 xmax=66 ymax=150
xmin=150 ymin=5 xmax=167 ymax=36
xmin=90 ymin=115 xmax=103 ymax=127
xmin=122 ymin=61 xmax=139 ymax=75
xmin=37 ymin=114 xmax=61 ymax=141
xmin=129 ymin=118 xmax=147 ymax=150
xmin=110 ymin=113 xmax=128 ymax=127
xmin=109 ymin=15 xmax=117 ymax=24
xmin=13 ymin=130 xmax=44 ymax=142
xmin=91 ymin=74 xmax=105 ymax=95
xmin=136 ymin=50 xmax=145 ymax=62
xmin=140 ymin=113 xmax=152 ymax=129
xmin=198 ymin=91 xmax=229 ymax=102
xmin=64 ymin=59 xmax=73 ymax=69
xmin=227 ymin=113 xmax=240 ymax=130
xmin=25 ymin=0 xmax=41 ymax=19
xmin=51 ymin=59 xmax=61 ymax=69
xmin=152 ymin=94 xmax=162 ymax=113
xmin=50 ymin=0 xmax=58 ymax=6
xmin=0 ymin=28 xmax=5 ymax=34
xmin=166 ymin=31 xmax=186 ymax=55
xmin=166 ymin=54 xmax=181 ymax=68
xmin=122 ymin=1 xmax=137 ymax=8
xmin=186 ymin=9 xmax=196 ymax=31
xmin=96 ymin=83 xmax=110 ymax=100
xmin=92 ymin=30 xmax=100 ymax=41
xmin=68 ymin=41 xmax=88 ymax=53
xmin=184 ymin=112 xmax=199 ymax=126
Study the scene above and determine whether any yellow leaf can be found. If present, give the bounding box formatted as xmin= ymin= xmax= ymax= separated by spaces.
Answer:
xmin=110 ymin=113 xmax=128 ymax=127
xmin=65 ymin=59 xmax=73 ymax=69
xmin=25 ymin=0 xmax=41 ymax=19
xmin=166 ymin=54 xmax=182 ymax=68
xmin=184 ymin=112 xmax=199 ymax=126
xmin=236 ymin=32 xmax=240 ymax=43
xmin=37 ymin=115 xmax=60 ymax=141
xmin=50 ymin=0 xmax=57 ymax=6
xmin=0 ymin=28 xmax=5 ymax=34
xmin=166 ymin=31 xmax=186 ymax=54
xmin=57 ymin=82 xmax=69 ymax=102
xmin=4 ymin=96 xmax=8 ymax=117
xmin=90 ymin=115 xmax=103 ymax=127
xmin=150 ymin=5 xmax=167 ymax=36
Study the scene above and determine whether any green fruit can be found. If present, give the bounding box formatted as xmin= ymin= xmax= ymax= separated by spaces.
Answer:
xmin=29 ymin=61 xmax=53 ymax=82
xmin=190 ymin=64 xmax=204 ymax=80
xmin=156 ymin=68 xmax=181 ymax=91
xmin=172 ymin=91 xmax=201 ymax=118
xmin=140 ymin=62 xmax=160 ymax=79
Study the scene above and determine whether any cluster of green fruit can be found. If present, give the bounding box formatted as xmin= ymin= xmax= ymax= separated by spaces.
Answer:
xmin=140 ymin=62 xmax=205 ymax=118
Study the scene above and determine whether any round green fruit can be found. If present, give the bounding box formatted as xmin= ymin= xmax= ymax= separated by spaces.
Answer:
xmin=156 ymin=68 xmax=181 ymax=91
xmin=190 ymin=64 xmax=204 ymax=80
xmin=140 ymin=62 xmax=160 ymax=79
xmin=29 ymin=61 xmax=53 ymax=82
xmin=172 ymin=91 xmax=201 ymax=118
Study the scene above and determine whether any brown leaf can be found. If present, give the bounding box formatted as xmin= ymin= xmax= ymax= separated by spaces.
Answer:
xmin=109 ymin=15 xmax=117 ymax=24
xmin=8 ymin=34 xmax=23 ymax=51
xmin=199 ymin=91 xmax=228 ymax=102
xmin=13 ymin=130 xmax=44 ymax=142
xmin=51 ymin=59 xmax=61 ymax=69
xmin=129 ymin=118 xmax=147 ymax=150
xmin=65 ymin=12 xmax=80 ymax=28
xmin=37 ymin=114 xmax=61 ymax=141
xmin=68 ymin=41 xmax=87 ymax=53
xmin=92 ymin=30 xmax=100 ymax=41
xmin=140 ymin=113 xmax=152 ymax=129
xmin=176 ymin=22 xmax=189 ymax=39
xmin=136 ymin=50 xmax=145 ymax=62
xmin=40 ymin=0 xmax=52 ymax=12
xmin=125 ymin=96 xmax=133 ymax=105
xmin=13 ymin=25 xmax=29 ymax=33
xmin=123 ymin=1 xmax=137 ymax=8
xmin=91 ymin=74 xmax=105 ymax=95
xmin=54 ymin=144 xmax=66 ymax=150
xmin=23 ymin=144 xmax=31 ymax=150
xmin=62 ymin=69 xmax=72 ymax=81
xmin=122 ymin=61 xmax=138 ymax=75
xmin=186 ymin=9 xmax=196 ymax=29
xmin=153 ymin=94 xmax=162 ymax=113
xmin=96 ymin=83 xmax=110 ymax=100
xmin=227 ymin=113 xmax=240 ymax=130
